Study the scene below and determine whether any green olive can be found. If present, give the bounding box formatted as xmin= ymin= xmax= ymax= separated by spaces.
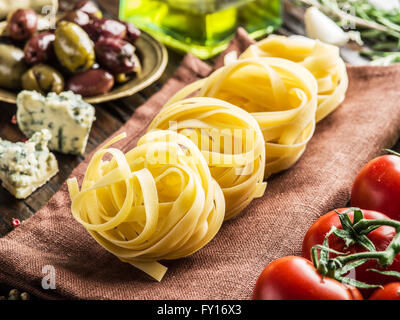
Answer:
xmin=0 ymin=44 xmax=28 ymax=89
xmin=54 ymin=21 xmax=95 ymax=73
xmin=21 ymin=64 xmax=65 ymax=94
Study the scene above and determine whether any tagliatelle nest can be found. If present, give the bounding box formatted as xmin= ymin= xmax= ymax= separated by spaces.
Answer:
xmin=67 ymin=130 xmax=225 ymax=281
xmin=167 ymin=57 xmax=318 ymax=177
xmin=240 ymin=35 xmax=348 ymax=123
xmin=149 ymin=97 xmax=266 ymax=220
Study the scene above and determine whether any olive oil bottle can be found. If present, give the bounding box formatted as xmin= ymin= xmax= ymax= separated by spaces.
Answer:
xmin=119 ymin=0 xmax=282 ymax=59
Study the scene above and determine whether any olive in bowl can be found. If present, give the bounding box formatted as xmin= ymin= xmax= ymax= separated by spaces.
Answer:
xmin=83 ymin=18 xmax=127 ymax=42
xmin=0 ymin=44 xmax=28 ymax=89
xmin=75 ymin=0 xmax=103 ymax=19
xmin=63 ymin=10 xmax=91 ymax=28
xmin=54 ymin=21 xmax=95 ymax=73
xmin=66 ymin=69 xmax=114 ymax=97
xmin=21 ymin=64 xmax=65 ymax=94
xmin=8 ymin=9 xmax=38 ymax=41
xmin=95 ymin=37 xmax=138 ymax=74
xmin=123 ymin=22 xmax=141 ymax=44
xmin=24 ymin=32 xmax=55 ymax=65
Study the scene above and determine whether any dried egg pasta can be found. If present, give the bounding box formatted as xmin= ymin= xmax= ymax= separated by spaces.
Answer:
xmin=240 ymin=35 xmax=348 ymax=122
xmin=148 ymin=97 xmax=266 ymax=220
xmin=68 ymin=131 xmax=225 ymax=281
xmin=166 ymin=57 xmax=318 ymax=177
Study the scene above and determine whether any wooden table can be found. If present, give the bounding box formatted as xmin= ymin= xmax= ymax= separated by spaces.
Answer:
xmin=0 ymin=0 xmax=398 ymax=297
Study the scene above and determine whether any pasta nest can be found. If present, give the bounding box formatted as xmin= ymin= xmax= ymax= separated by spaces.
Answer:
xmin=240 ymin=35 xmax=348 ymax=122
xmin=149 ymin=97 xmax=266 ymax=220
xmin=67 ymin=130 xmax=225 ymax=281
xmin=167 ymin=57 xmax=318 ymax=177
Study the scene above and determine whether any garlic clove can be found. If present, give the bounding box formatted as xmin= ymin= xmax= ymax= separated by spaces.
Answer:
xmin=305 ymin=7 xmax=349 ymax=46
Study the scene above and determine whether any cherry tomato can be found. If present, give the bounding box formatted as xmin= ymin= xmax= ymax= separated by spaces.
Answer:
xmin=369 ymin=283 xmax=400 ymax=300
xmin=351 ymin=154 xmax=400 ymax=221
xmin=253 ymin=256 xmax=363 ymax=300
xmin=302 ymin=208 xmax=400 ymax=294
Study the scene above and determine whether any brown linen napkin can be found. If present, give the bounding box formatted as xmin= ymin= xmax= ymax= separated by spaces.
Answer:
xmin=1 ymin=29 xmax=400 ymax=300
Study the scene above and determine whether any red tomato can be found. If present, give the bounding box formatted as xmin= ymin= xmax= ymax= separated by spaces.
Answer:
xmin=253 ymin=256 xmax=363 ymax=300
xmin=351 ymin=155 xmax=400 ymax=221
xmin=369 ymin=283 xmax=400 ymax=300
xmin=302 ymin=208 xmax=400 ymax=293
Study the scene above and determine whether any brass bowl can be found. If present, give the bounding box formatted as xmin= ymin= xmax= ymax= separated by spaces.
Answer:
xmin=0 ymin=31 xmax=168 ymax=105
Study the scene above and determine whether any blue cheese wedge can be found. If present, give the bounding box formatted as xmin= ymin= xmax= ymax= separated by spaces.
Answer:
xmin=16 ymin=90 xmax=96 ymax=155
xmin=0 ymin=129 xmax=58 ymax=199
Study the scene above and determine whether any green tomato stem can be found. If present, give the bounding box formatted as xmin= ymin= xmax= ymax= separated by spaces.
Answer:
xmin=336 ymin=222 xmax=400 ymax=267
xmin=336 ymin=251 xmax=390 ymax=266
xmin=311 ymin=208 xmax=400 ymax=289
xmin=353 ymin=219 xmax=400 ymax=232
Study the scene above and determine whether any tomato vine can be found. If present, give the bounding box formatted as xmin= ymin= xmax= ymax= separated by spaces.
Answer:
xmin=311 ymin=208 xmax=400 ymax=289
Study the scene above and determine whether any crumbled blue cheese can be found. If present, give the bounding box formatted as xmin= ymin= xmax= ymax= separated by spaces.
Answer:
xmin=16 ymin=90 xmax=96 ymax=155
xmin=0 ymin=129 xmax=58 ymax=199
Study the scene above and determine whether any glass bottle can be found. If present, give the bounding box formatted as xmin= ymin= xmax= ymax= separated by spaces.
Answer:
xmin=119 ymin=0 xmax=282 ymax=59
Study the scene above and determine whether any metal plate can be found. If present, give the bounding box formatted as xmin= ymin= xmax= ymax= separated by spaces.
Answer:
xmin=0 ymin=31 xmax=168 ymax=105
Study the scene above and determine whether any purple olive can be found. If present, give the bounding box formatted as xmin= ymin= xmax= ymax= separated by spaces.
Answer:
xmin=83 ymin=18 xmax=127 ymax=42
xmin=99 ymin=19 xmax=127 ymax=39
xmin=24 ymin=32 xmax=55 ymax=64
xmin=82 ymin=19 xmax=101 ymax=42
xmin=8 ymin=9 xmax=38 ymax=41
xmin=95 ymin=37 xmax=136 ymax=74
xmin=123 ymin=21 xmax=141 ymax=44
xmin=75 ymin=0 xmax=103 ymax=19
xmin=63 ymin=10 xmax=90 ymax=28
xmin=66 ymin=69 xmax=114 ymax=97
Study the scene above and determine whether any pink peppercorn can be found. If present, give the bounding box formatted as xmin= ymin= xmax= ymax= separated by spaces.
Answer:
xmin=12 ymin=219 xmax=21 ymax=228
